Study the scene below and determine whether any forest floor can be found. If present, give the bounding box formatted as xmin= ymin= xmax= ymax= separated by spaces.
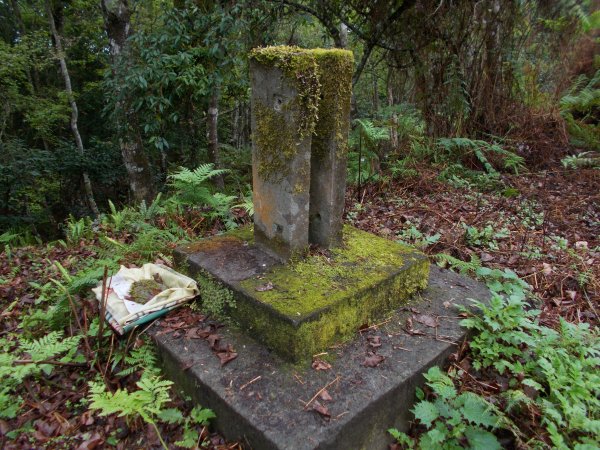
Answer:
xmin=0 ymin=156 xmax=598 ymax=448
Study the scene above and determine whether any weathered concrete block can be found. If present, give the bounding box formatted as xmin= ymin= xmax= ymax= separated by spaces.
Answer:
xmin=309 ymin=50 xmax=354 ymax=248
xmin=152 ymin=266 xmax=491 ymax=450
xmin=249 ymin=48 xmax=321 ymax=261
xmin=174 ymin=226 xmax=429 ymax=362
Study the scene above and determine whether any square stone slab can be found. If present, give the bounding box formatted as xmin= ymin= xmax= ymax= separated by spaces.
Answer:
xmin=174 ymin=226 xmax=429 ymax=362
xmin=150 ymin=266 xmax=490 ymax=450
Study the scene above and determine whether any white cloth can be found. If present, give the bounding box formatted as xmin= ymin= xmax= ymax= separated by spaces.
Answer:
xmin=92 ymin=263 xmax=199 ymax=326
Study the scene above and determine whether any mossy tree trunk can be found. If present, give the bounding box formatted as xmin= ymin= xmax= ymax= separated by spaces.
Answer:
xmin=101 ymin=0 xmax=156 ymax=205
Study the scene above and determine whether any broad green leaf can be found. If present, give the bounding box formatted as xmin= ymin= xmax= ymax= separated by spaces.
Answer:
xmin=465 ymin=426 xmax=502 ymax=450
xmin=412 ymin=401 xmax=439 ymax=427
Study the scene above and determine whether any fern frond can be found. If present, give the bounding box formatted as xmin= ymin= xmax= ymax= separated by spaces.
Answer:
xmin=436 ymin=253 xmax=482 ymax=275
xmin=88 ymin=374 xmax=173 ymax=424
xmin=20 ymin=331 xmax=81 ymax=362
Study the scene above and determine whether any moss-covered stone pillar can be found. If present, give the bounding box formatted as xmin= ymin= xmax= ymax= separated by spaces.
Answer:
xmin=309 ymin=50 xmax=354 ymax=248
xmin=249 ymin=47 xmax=320 ymax=261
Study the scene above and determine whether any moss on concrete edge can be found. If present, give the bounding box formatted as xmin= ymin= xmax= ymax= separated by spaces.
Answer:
xmin=236 ymin=226 xmax=430 ymax=361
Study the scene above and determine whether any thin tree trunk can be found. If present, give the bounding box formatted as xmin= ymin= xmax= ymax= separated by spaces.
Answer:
xmin=387 ymin=69 xmax=398 ymax=149
xmin=372 ymin=71 xmax=379 ymax=113
xmin=101 ymin=0 xmax=155 ymax=205
xmin=339 ymin=23 xmax=348 ymax=48
xmin=206 ymin=87 xmax=224 ymax=190
xmin=46 ymin=1 xmax=99 ymax=216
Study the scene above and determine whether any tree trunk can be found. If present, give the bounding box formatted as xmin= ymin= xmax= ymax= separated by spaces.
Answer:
xmin=206 ymin=87 xmax=225 ymax=190
xmin=101 ymin=0 xmax=155 ymax=205
xmin=46 ymin=0 xmax=99 ymax=216
xmin=387 ymin=69 xmax=398 ymax=150
xmin=372 ymin=71 xmax=379 ymax=113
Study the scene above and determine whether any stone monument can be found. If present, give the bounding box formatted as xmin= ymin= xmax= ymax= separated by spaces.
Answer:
xmin=250 ymin=47 xmax=353 ymax=259
xmin=156 ymin=46 xmax=490 ymax=450
xmin=173 ymin=46 xmax=430 ymax=362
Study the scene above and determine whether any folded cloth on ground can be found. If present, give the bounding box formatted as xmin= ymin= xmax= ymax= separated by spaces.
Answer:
xmin=92 ymin=263 xmax=199 ymax=327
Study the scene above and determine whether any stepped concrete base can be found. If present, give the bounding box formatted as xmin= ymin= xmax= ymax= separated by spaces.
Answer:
xmin=150 ymin=266 xmax=490 ymax=450
xmin=173 ymin=226 xmax=430 ymax=362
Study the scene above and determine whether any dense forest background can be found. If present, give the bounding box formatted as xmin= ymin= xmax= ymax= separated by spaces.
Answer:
xmin=0 ymin=2 xmax=599 ymax=448
xmin=0 ymin=0 xmax=598 ymax=237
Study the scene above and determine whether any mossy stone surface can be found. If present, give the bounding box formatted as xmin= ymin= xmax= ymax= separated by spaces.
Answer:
xmin=175 ymin=226 xmax=430 ymax=362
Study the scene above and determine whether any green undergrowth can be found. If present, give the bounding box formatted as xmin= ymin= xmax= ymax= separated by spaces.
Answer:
xmin=390 ymin=253 xmax=600 ymax=449
xmin=0 ymin=167 xmax=246 ymax=446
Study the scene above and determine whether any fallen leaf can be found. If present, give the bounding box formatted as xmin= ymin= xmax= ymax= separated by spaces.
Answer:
xmin=0 ymin=419 xmax=9 ymax=436
xmin=312 ymin=400 xmax=331 ymax=419
xmin=507 ymin=255 xmax=519 ymax=265
xmin=255 ymin=282 xmax=274 ymax=292
xmin=363 ymin=353 xmax=385 ymax=367
xmin=319 ymin=389 xmax=333 ymax=402
xmin=480 ymin=252 xmax=494 ymax=262
xmin=216 ymin=344 xmax=238 ymax=366
xmin=196 ymin=326 xmax=212 ymax=339
xmin=185 ymin=327 xmax=199 ymax=339
xmin=358 ymin=323 xmax=370 ymax=332
xmin=404 ymin=317 xmax=426 ymax=335
xmin=413 ymin=314 xmax=438 ymax=328
xmin=367 ymin=335 xmax=382 ymax=348
xmin=207 ymin=334 xmax=220 ymax=349
xmin=575 ymin=241 xmax=588 ymax=250
xmin=75 ymin=433 xmax=104 ymax=450
xmin=542 ymin=263 xmax=552 ymax=276
xmin=312 ymin=359 xmax=332 ymax=371
xmin=34 ymin=419 xmax=57 ymax=437
xmin=181 ymin=360 xmax=195 ymax=371
xmin=80 ymin=410 xmax=94 ymax=426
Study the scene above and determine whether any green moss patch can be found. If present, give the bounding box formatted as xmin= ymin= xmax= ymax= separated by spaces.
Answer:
xmin=250 ymin=46 xmax=321 ymax=137
xmin=176 ymin=229 xmax=430 ymax=362
xmin=311 ymin=50 xmax=354 ymax=159
xmin=235 ymin=226 xmax=430 ymax=361
xmin=253 ymin=101 xmax=299 ymax=183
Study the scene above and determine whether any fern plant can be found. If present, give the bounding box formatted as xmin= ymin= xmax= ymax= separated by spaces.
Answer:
xmin=65 ymin=216 xmax=93 ymax=243
xmin=0 ymin=332 xmax=81 ymax=418
xmin=561 ymin=151 xmax=600 ymax=169
xmin=88 ymin=374 xmax=174 ymax=449
xmin=168 ymin=164 xmax=229 ymax=206
xmin=560 ymin=69 xmax=600 ymax=149
xmin=437 ymin=137 xmax=525 ymax=175
xmin=348 ymin=119 xmax=390 ymax=186
xmin=168 ymin=164 xmax=237 ymax=227
xmin=88 ymin=372 xmax=216 ymax=450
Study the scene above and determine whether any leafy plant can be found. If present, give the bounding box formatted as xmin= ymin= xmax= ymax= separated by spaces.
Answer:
xmin=560 ymin=69 xmax=600 ymax=149
xmin=561 ymin=151 xmax=600 ymax=169
xmin=168 ymin=164 xmax=229 ymax=206
xmin=88 ymin=374 xmax=175 ymax=449
xmin=388 ymin=367 xmax=506 ymax=449
xmin=460 ymin=293 xmax=539 ymax=373
xmin=65 ymin=216 xmax=93 ymax=243
xmin=437 ymin=138 xmax=525 ymax=175
xmin=462 ymin=223 xmax=510 ymax=250
xmin=397 ymin=225 xmax=440 ymax=249
xmin=0 ymin=332 xmax=82 ymax=418
xmin=348 ymin=119 xmax=390 ymax=185
xmin=168 ymin=164 xmax=237 ymax=227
